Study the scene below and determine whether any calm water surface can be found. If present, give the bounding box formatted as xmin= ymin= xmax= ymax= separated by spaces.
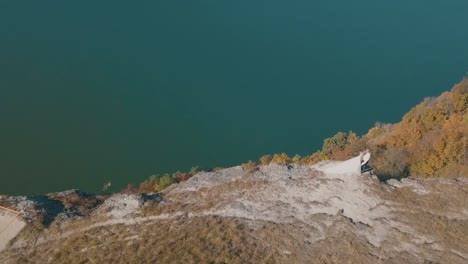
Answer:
xmin=0 ymin=1 xmax=467 ymax=194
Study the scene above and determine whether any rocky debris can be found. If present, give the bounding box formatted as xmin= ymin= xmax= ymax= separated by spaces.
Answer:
xmin=386 ymin=178 xmax=430 ymax=195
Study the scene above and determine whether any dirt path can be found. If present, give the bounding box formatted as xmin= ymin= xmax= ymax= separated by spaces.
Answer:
xmin=0 ymin=207 xmax=25 ymax=252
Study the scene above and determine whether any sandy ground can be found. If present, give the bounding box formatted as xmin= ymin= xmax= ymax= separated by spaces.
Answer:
xmin=0 ymin=209 xmax=25 ymax=252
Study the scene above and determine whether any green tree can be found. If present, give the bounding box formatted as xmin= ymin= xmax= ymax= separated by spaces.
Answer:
xmin=158 ymin=174 xmax=174 ymax=190
xmin=322 ymin=132 xmax=348 ymax=156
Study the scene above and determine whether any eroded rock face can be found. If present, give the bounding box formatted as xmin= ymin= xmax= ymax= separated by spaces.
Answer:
xmin=1 ymin=161 xmax=467 ymax=263
xmin=1 ymin=190 xmax=107 ymax=226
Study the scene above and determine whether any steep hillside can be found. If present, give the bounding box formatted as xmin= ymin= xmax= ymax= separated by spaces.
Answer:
xmin=369 ymin=78 xmax=468 ymax=177
xmin=308 ymin=78 xmax=468 ymax=179
xmin=1 ymin=159 xmax=467 ymax=263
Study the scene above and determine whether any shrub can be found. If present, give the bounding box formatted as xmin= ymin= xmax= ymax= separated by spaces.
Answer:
xmin=138 ymin=166 xmax=204 ymax=194
xmin=317 ymin=131 xmax=366 ymax=160
xmin=346 ymin=137 xmax=367 ymax=157
xmin=212 ymin=167 xmax=224 ymax=172
xmin=138 ymin=182 xmax=155 ymax=193
xmin=139 ymin=175 xmax=162 ymax=193
xmin=259 ymin=155 xmax=273 ymax=166
xmin=158 ymin=174 xmax=174 ymax=190
xmin=366 ymin=122 xmax=392 ymax=140
xmin=122 ymin=184 xmax=138 ymax=194
xmin=372 ymin=148 xmax=409 ymax=180
xmin=189 ymin=166 xmax=202 ymax=176
xmin=407 ymin=114 xmax=468 ymax=176
xmin=292 ymin=154 xmax=301 ymax=164
xmin=322 ymin=132 xmax=348 ymax=157
xmin=437 ymin=161 xmax=468 ymax=177
xmin=271 ymin=153 xmax=291 ymax=164
xmin=173 ymin=171 xmax=190 ymax=183
xmin=298 ymin=152 xmax=323 ymax=165
xmin=241 ymin=160 xmax=258 ymax=171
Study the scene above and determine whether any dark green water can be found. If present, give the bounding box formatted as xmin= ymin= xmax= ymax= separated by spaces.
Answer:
xmin=1 ymin=1 xmax=467 ymax=195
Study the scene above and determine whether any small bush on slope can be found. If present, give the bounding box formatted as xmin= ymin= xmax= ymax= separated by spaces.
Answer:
xmin=241 ymin=160 xmax=258 ymax=172
xmin=370 ymin=147 xmax=410 ymax=180
xmin=259 ymin=154 xmax=273 ymax=165
xmin=270 ymin=153 xmax=291 ymax=164
xmin=137 ymin=167 xmax=204 ymax=193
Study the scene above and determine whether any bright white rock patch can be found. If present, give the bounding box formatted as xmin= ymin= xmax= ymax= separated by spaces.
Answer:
xmin=97 ymin=194 xmax=144 ymax=219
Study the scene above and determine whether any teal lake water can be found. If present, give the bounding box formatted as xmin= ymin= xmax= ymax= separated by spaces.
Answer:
xmin=1 ymin=1 xmax=467 ymax=195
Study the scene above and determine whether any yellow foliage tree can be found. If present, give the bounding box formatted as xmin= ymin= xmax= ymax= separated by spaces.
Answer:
xmin=271 ymin=153 xmax=291 ymax=164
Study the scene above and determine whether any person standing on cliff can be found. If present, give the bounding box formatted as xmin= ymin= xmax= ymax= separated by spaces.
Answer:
xmin=360 ymin=150 xmax=373 ymax=175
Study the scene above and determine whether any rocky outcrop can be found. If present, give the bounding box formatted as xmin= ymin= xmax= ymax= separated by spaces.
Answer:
xmin=1 ymin=160 xmax=467 ymax=263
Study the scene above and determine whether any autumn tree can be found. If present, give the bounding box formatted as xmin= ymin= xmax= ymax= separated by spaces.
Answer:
xmin=122 ymin=184 xmax=138 ymax=194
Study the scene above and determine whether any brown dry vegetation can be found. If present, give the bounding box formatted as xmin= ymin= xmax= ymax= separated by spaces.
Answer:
xmin=7 ymin=178 xmax=466 ymax=264
xmin=163 ymin=177 xmax=270 ymax=214
xmin=1 ymin=214 xmax=400 ymax=263
xmin=6 ymin=214 xmax=312 ymax=264
xmin=375 ymin=178 xmax=468 ymax=261
xmin=369 ymin=79 xmax=468 ymax=178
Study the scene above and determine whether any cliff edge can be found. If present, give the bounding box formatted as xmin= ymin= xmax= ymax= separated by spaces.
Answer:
xmin=1 ymin=156 xmax=467 ymax=263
